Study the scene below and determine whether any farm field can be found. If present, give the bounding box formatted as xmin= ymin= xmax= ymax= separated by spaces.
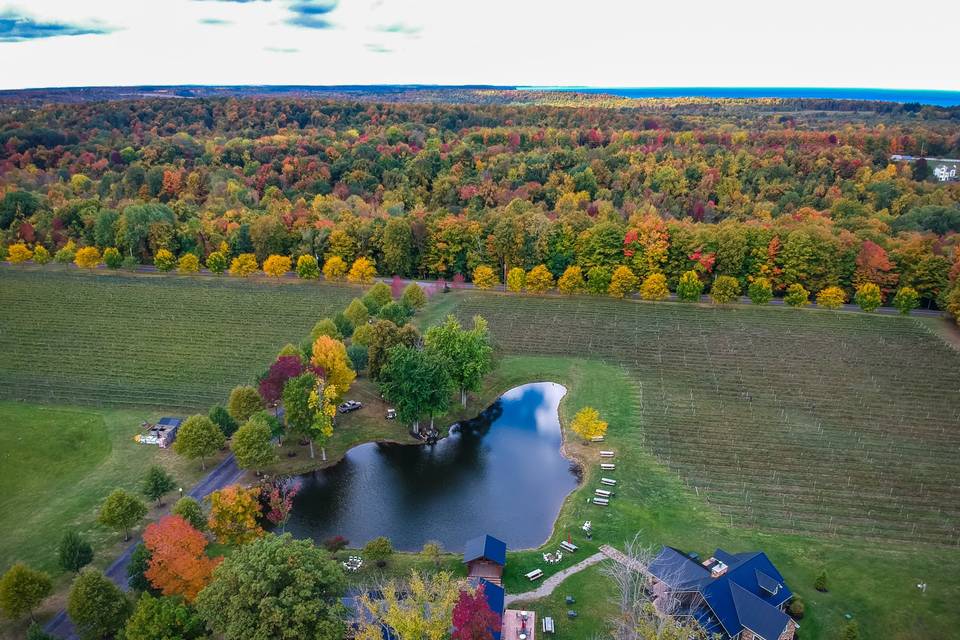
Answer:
xmin=0 ymin=268 xmax=358 ymax=410
xmin=438 ymin=290 xmax=960 ymax=548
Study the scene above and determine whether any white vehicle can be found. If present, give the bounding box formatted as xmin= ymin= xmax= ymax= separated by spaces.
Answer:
xmin=337 ymin=400 xmax=362 ymax=414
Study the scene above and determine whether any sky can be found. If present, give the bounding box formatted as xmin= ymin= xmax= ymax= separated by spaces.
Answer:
xmin=0 ymin=0 xmax=958 ymax=91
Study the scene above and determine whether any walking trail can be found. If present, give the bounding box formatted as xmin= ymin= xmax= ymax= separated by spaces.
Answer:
xmin=504 ymin=544 xmax=651 ymax=605
xmin=44 ymin=454 xmax=244 ymax=640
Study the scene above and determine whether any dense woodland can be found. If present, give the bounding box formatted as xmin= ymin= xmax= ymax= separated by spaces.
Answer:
xmin=2 ymin=95 xmax=960 ymax=315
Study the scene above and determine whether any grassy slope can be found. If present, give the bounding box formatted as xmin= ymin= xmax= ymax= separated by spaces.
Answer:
xmin=0 ymin=401 xmax=225 ymax=638
xmin=0 ymin=268 xmax=359 ymax=410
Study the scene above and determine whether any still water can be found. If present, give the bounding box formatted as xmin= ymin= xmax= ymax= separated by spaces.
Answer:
xmin=284 ymin=382 xmax=579 ymax=551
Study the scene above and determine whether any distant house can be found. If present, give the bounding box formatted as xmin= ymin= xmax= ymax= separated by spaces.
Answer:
xmin=648 ymin=546 xmax=797 ymax=640
xmin=463 ymin=534 xmax=507 ymax=586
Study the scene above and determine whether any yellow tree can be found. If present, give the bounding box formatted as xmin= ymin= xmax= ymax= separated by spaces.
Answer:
xmin=639 ymin=273 xmax=670 ymax=301
xmin=505 ymin=267 xmax=525 ymax=292
xmin=570 ymin=406 xmax=608 ymax=441
xmin=207 ymin=485 xmax=263 ymax=545
xmin=608 ymin=266 xmax=639 ymax=299
xmin=558 ymin=265 xmax=586 ymax=294
xmin=229 ymin=254 xmax=258 ymax=277
xmin=263 ymin=254 xmax=292 ymax=278
xmin=6 ymin=243 xmax=32 ymax=263
xmin=347 ymin=257 xmax=376 ymax=284
xmin=323 ymin=256 xmax=348 ymax=281
xmin=307 ymin=380 xmax=337 ymax=461
xmin=525 ymin=264 xmax=554 ymax=293
xmin=74 ymin=247 xmax=101 ymax=269
xmin=816 ymin=286 xmax=846 ymax=310
xmin=472 ymin=265 xmax=498 ymax=290
xmin=310 ymin=335 xmax=356 ymax=400
xmin=355 ymin=571 xmax=463 ymax=640
xmin=178 ymin=253 xmax=200 ymax=274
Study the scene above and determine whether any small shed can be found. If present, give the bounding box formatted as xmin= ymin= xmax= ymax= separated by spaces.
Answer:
xmin=463 ymin=534 xmax=507 ymax=586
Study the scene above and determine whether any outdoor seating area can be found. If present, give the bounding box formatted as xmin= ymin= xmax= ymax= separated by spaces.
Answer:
xmin=525 ymin=569 xmax=544 ymax=581
xmin=135 ymin=417 xmax=182 ymax=448
xmin=559 ymin=540 xmax=578 ymax=553
xmin=342 ymin=555 xmax=363 ymax=572
xmin=503 ymin=609 xmax=536 ymax=640
xmin=541 ymin=616 xmax=555 ymax=634
xmin=595 ymin=449 xmax=617 ymax=506
xmin=542 ymin=551 xmax=563 ymax=564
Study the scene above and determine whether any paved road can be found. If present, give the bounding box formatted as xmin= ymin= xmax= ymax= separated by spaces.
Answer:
xmin=44 ymin=455 xmax=244 ymax=640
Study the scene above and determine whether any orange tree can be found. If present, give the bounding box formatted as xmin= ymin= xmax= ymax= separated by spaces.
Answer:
xmin=143 ymin=515 xmax=221 ymax=601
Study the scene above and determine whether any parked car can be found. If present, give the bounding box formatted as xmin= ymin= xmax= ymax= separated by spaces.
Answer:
xmin=386 ymin=408 xmax=397 ymax=420
xmin=337 ymin=400 xmax=362 ymax=414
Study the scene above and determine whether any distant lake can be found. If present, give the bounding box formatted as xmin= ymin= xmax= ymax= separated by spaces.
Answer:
xmin=283 ymin=382 xmax=579 ymax=551
xmin=520 ymin=86 xmax=960 ymax=107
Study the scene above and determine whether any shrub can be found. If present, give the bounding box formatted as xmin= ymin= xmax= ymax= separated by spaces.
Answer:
xmin=854 ymin=282 xmax=883 ymax=312
xmin=378 ymin=301 xmax=413 ymax=325
xmin=401 ymin=283 xmax=428 ymax=309
xmin=347 ymin=256 xmax=376 ymax=284
xmin=892 ymin=286 xmax=920 ymax=315
xmin=32 ymin=245 xmax=51 ymax=265
xmin=747 ymin=277 xmax=773 ymax=305
xmin=103 ymin=247 xmax=122 ymax=269
xmin=172 ymin=497 xmax=206 ymax=532
xmin=784 ymin=283 xmax=810 ymax=308
xmin=323 ymin=255 xmax=348 ymax=281
xmin=676 ymin=270 xmax=704 ymax=302
xmin=122 ymin=255 xmax=139 ymax=271
xmin=153 ymin=248 xmax=176 ymax=272
xmin=608 ymin=266 xmax=639 ymax=299
xmin=362 ymin=282 xmax=393 ymax=313
xmin=178 ymin=253 xmax=200 ymax=274
xmin=263 ymin=254 xmax=291 ymax=277
xmin=363 ymin=536 xmax=393 ymax=562
xmin=557 ymin=265 xmax=586 ymax=294
xmin=814 ymin=569 xmax=828 ymax=592
xmin=586 ymin=266 xmax=611 ymax=295
xmin=842 ymin=620 xmax=860 ymax=640
xmin=54 ymin=240 xmax=76 ymax=264
xmin=205 ymin=251 xmax=228 ymax=274
xmin=333 ymin=312 xmax=354 ymax=338
xmin=787 ymin=598 xmax=805 ymax=620
xmin=525 ymin=264 xmax=555 ymax=293
xmin=710 ymin=275 xmax=740 ymax=304
xmin=7 ymin=243 xmax=33 ymax=263
xmin=229 ymin=253 xmax=258 ymax=277
xmin=816 ymin=286 xmax=846 ymax=309
xmin=640 ymin=273 xmax=670 ymax=301
xmin=505 ymin=267 xmax=526 ymax=292
xmin=472 ymin=265 xmax=498 ymax=290
xmin=296 ymin=254 xmax=320 ymax=279
xmin=208 ymin=404 xmax=239 ymax=438
xmin=352 ymin=323 xmax=374 ymax=346
xmin=322 ymin=536 xmax=349 ymax=553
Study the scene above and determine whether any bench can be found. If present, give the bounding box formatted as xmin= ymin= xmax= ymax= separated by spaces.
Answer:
xmin=542 ymin=616 xmax=555 ymax=633
xmin=600 ymin=463 xmax=616 ymax=470
xmin=590 ymin=435 xmax=605 ymax=442
xmin=525 ymin=569 xmax=544 ymax=581
xmin=595 ymin=489 xmax=612 ymax=498
xmin=559 ymin=540 xmax=578 ymax=552
xmin=600 ymin=477 xmax=617 ymax=485
xmin=593 ymin=497 xmax=609 ymax=506
xmin=599 ymin=450 xmax=615 ymax=458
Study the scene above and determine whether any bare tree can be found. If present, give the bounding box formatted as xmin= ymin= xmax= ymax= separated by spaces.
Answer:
xmin=601 ymin=534 xmax=708 ymax=640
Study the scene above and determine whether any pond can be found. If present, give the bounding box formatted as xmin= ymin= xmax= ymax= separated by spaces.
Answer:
xmin=284 ymin=381 xmax=579 ymax=552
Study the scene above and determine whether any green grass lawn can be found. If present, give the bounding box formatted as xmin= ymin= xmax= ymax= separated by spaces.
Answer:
xmin=0 ymin=400 xmax=224 ymax=638
xmin=0 ymin=268 xmax=360 ymax=410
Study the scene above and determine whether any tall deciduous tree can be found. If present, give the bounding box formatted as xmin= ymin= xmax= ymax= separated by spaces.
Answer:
xmin=355 ymin=571 xmax=462 ymax=640
xmin=0 ymin=564 xmax=51 ymax=621
xmin=227 ymin=385 xmax=264 ymax=423
xmin=141 ymin=466 xmax=176 ymax=506
xmin=310 ymin=335 xmax=356 ymax=400
xmin=143 ymin=515 xmax=220 ymax=602
xmin=67 ymin=569 xmax=131 ymax=640
xmin=452 ymin=583 xmax=500 ymax=640
xmin=173 ymin=415 xmax=225 ymax=471
xmin=98 ymin=489 xmax=148 ymax=541
xmin=123 ymin=593 xmax=207 ymax=640
xmin=207 ymin=485 xmax=263 ymax=545
xmin=424 ymin=315 xmax=493 ymax=407
xmin=257 ymin=355 xmax=307 ymax=408
xmin=195 ymin=534 xmax=347 ymax=640
xmin=232 ymin=415 xmax=278 ymax=471
xmin=378 ymin=344 xmax=453 ymax=433
xmin=571 ymin=406 xmax=608 ymax=441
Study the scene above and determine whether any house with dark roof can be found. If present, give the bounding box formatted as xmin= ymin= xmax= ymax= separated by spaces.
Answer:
xmin=463 ymin=534 xmax=507 ymax=586
xmin=647 ymin=546 xmax=797 ymax=640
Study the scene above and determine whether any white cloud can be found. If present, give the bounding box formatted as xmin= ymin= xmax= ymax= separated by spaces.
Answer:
xmin=0 ymin=0 xmax=957 ymax=90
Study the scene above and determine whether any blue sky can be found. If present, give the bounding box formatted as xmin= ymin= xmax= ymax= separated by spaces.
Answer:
xmin=0 ymin=0 xmax=957 ymax=90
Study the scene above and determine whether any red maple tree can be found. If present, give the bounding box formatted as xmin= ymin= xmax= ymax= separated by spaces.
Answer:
xmin=452 ymin=583 xmax=500 ymax=640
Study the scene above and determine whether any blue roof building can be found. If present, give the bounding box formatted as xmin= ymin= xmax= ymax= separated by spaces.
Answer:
xmin=463 ymin=534 xmax=507 ymax=586
xmin=648 ymin=546 xmax=797 ymax=640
